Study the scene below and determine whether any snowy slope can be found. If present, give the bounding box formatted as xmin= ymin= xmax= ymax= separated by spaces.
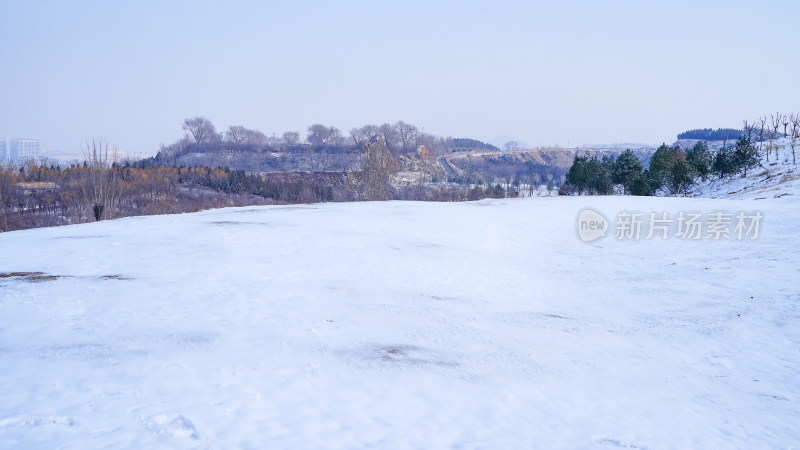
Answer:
xmin=693 ymin=137 xmax=800 ymax=200
xmin=0 ymin=196 xmax=799 ymax=448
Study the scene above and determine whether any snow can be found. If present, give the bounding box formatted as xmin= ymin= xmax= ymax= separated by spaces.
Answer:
xmin=694 ymin=137 xmax=800 ymax=200
xmin=1 ymin=194 xmax=799 ymax=448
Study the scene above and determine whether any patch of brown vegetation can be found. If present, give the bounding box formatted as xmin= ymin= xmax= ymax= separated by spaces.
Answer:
xmin=0 ymin=272 xmax=61 ymax=282
xmin=0 ymin=272 xmax=45 ymax=278
xmin=26 ymin=275 xmax=60 ymax=282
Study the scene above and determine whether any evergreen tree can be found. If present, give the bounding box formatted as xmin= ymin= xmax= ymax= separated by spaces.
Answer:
xmin=686 ymin=141 xmax=712 ymax=181
xmin=649 ymin=144 xmax=692 ymax=196
xmin=667 ymin=155 xmax=692 ymax=196
xmin=612 ymin=149 xmax=643 ymax=194
xmin=566 ymin=155 xmax=613 ymax=195
xmin=648 ymin=144 xmax=673 ymax=194
xmin=712 ymin=146 xmax=736 ymax=179
xmin=733 ymin=136 xmax=759 ymax=177
xmin=628 ymin=171 xmax=652 ymax=196
xmin=587 ymin=158 xmax=613 ymax=195
xmin=566 ymin=155 xmax=590 ymax=195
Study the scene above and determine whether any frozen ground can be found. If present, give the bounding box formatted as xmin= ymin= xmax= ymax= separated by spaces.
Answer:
xmin=0 ymin=194 xmax=799 ymax=448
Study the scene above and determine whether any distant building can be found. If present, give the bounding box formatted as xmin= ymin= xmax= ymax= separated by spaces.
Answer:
xmin=0 ymin=138 xmax=41 ymax=164
xmin=11 ymin=139 xmax=41 ymax=163
xmin=15 ymin=182 xmax=60 ymax=196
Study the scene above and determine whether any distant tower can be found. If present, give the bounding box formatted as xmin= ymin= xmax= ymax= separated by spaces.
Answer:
xmin=0 ymin=139 xmax=7 ymax=164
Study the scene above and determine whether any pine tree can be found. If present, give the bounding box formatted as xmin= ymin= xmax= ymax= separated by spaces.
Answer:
xmin=712 ymin=147 xmax=736 ymax=179
xmin=611 ymin=149 xmax=643 ymax=194
xmin=566 ymin=155 xmax=590 ymax=195
xmin=587 ymin=158 xmax=613 ymax=195
xmin=648 ymin=144 xmax=673 ymax=194
xmin=627 ymin=171 xmax=652 ymax=196
xmin=686 ymin=141 xmax=712 ymax=181
xmin=649 ymin=144 xmax=691 ymax=196
xmin=733 ymin=136 xmax=759 ymax=177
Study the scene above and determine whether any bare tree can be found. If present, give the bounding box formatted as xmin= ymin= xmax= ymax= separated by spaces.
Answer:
xmin=225 ymin=125 xmax=247 ymax=144
xmin=282 ymin=131 xmax=301 ymax=146
xmin=759 ymin=116 xmax=767 ymax=161
xmin=395 ymin=121 xmax=419 ymax=152
xmin=379 ymin=123 xmax=398 ymax=151
xmin=790 ymin=113 xmax=798 ymax=165
xmin=771 ymin=113 xmax=782 ymax=161
xmin=359 ymin=137 xmax=397 ymax=200
xmin=265 ymin=134 xmax=281 ymax=147
xmin=350 ymin=127 xmax=368 ymax=147
xmin=743 ymin=120 xmax=755 ymax=140
xmin=0 ymin=165 xmax=17 ymax=232
xmin=350 ymin=125 xmax=380 ymax=147
xmin=182 ymin=117 xmax=216 ymax=144
xmin=307 ymin=124 xmax=342 ymax=147
xmin=82 ymin=138 xmax=121 ymax=221
xmin=226 ymin=125 xmax=267 ymax=147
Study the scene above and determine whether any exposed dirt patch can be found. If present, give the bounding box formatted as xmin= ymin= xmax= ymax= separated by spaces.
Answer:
xmin=0 ymin=272 xmax=62 ymax=282
xmin=383 ymin=345 xmax=417 ymax=356
xmin=26 ymin=275 xmax=61 ymax=282
xmin=0 ymin=272 xmax=45 ymax=278
xmin=100 ymin=275 xmax=131 ymax=280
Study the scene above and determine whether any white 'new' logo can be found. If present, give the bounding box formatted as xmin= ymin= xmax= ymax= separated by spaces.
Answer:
xmin=577 ymin=208 xmax=608 ymax=242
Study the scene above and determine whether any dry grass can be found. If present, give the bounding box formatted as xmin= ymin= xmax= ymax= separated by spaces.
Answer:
xmin=0 ymin=272 xmax=45 ymax=278
xmin=0 ymin=272 xmax=60 ymax=282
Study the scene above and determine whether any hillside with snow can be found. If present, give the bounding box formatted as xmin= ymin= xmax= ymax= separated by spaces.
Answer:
xmin=692 ymin=137 xmax=799 ymax=200
xmin=1 ymin=191 xmax=799 ymax=447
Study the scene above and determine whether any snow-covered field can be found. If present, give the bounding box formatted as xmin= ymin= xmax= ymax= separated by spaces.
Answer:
xmin=1 ymin=194 xmax=799 ymax=448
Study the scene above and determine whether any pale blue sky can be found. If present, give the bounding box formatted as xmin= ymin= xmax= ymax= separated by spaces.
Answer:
xmin=1 ymin=0 xmax=798 ymax=155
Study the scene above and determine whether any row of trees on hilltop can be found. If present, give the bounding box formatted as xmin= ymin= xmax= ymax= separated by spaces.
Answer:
xmin=677 ymin=128 xmax=745 ymax=141
xmin=564 ymin=137 xmax=760 ymax=196
xmin=157 ymin=117 xmax=498 ymax=166
xmin=680 ymin=112 xmax=800 ymax=165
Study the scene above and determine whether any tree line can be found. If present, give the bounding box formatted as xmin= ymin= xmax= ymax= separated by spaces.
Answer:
xmin=1 ymin=137 xmax=517 ymax=233
xmin=566 ymin=111 xmax=800 ymax=196
xmin=677 ymin=128 xmax=745 ymax=141
xmin=156 ymin=116 xmax=499 ymax=167
xmin=563 ymin=136 xmax=760 ymax=196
